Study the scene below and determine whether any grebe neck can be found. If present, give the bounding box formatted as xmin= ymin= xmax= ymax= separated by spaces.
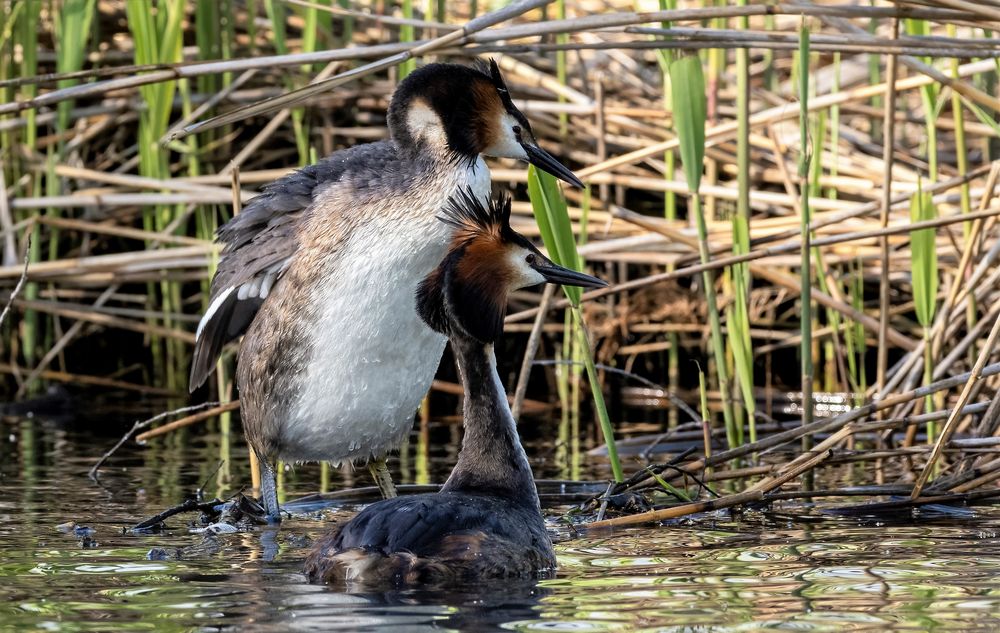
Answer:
xmin=440 ymin=336 xmax=539 ymax=508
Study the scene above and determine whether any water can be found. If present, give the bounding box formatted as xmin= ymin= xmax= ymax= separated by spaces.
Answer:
xmin=5 ymin=412 xmax=1000 ymax=631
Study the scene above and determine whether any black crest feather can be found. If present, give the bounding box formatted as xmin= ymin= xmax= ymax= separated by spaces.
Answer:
xmin=487 ymin=59 xmax=514 ymax=108
xmin=439 ymin=187 xmax=512 ymax=241
xmin=473 ymin=58 xmax=514 ymax=109
xmin=417 ymin=188 xmax=522 ymax=345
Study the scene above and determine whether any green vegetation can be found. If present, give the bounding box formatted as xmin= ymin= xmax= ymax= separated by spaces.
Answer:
xmin=669 ymin=52 xmax=737 ymax=449
xmin=910 ymin=184 xmax=938 ymax=440
xmin=529 ymin=166 xmax=622 ymax=483
xmin=1 ymin=2 xmax=998 ymax=502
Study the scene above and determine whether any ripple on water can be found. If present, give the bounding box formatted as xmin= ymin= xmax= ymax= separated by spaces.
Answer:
xmin=8 ymin=424 xmax=1000 ymax=631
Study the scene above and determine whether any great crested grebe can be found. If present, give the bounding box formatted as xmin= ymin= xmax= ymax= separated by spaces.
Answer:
xmin=188 ymin=61 xmax=583 ymax=521
xmin=304 ymin=190 xmax=606 ymax=586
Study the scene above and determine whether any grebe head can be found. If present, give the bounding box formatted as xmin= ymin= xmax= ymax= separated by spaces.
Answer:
xmin=387 ymin=60 xmax=584 ymax=188
xmin=417 ymin=189 xmax=606 ymax=344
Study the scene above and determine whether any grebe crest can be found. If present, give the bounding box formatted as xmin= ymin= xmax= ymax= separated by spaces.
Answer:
xmin=417 ymin=189 xmax=604 ymax=345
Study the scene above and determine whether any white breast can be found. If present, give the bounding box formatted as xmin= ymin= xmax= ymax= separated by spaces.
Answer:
xmin=277 ymin=158 xmax=490 ymax=464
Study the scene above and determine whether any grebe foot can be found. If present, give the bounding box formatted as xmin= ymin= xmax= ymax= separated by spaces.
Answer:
xmin=368 ymin=456 xmax=397 ymax=499
xmin=260 ymin=459 xmax=282 ymax=523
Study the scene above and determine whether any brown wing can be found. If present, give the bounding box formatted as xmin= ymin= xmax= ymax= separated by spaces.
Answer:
xmin=188 ymin=140 xmax=402 ymax=391
xmin=188 ymin=203 xmax=304 ymax=391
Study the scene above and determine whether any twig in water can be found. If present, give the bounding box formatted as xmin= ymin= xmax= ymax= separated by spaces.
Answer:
xmin=585 ymin=489 xmax=765 ymax=530
xmin=586 ymin=447 xmax=716 ymax=519
xmin=594 ymin=480 xmax=614 ymax=522
xmin=134 ymin=400 xmax=241 ymax=442
xmin=130 ymin=497 xmax=225 ymax=532
xmin=196 ymin=460 xmax=226 ymax=500
xmin=607 ymin=447 xmax=718 ymax=500
xmin=616 ymin=454 xmax=696 ymax=493
xmin=639 ymin=462 xmax=719 ymax=499
xmin=89 ymin=402 xmax=222 ymax=481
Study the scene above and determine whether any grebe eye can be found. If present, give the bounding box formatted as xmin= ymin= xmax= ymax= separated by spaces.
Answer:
xmin=525 ymin=253 xmax=536 ymax=265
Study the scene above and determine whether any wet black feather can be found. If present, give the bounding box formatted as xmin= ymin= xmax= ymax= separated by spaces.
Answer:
xmin=303 ymin=492 xmax=556 ymax=587
xmin=486 ymin=58 xmax=515 ymax=111
xmin=415 ymin=266 xmax=449 ymax=337
xmin=450 ymin=280 xmax=505 ymax=345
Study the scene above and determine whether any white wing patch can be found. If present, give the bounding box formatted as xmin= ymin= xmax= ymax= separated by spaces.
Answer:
xmin=196 ymin=286 xmax=234 ymax=342
xmin=235 ymin=262 xmax=285 ymax=301
xmin=195 ymin=260 xmax=289 ymax=342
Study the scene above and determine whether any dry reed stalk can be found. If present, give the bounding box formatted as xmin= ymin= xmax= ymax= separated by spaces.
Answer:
xmin=512 ymin=283 xmax=556 ymax=421
xmin=134 ymin=400 xmax=242 ymax=442
xmin=0 ymin=361 xmax=175 ymax=395
xmin=172 ymin=0 xmax=556 ymax=139
xmin=508 ymin=202 xmax=1000 ymax=324
xmin=664 ymin=362 xmax=1000 ymax=483
xmin=912 ymin=312 xmax=1000 ymax=497
xmin=4 ymin=1 xmax=1000 ymax=515
xmin=0 ymin=245 xmax=212 ymax=280
xmin=11 ymin=297 xmax=195 ymax=342
xmin=577 ymin=59 xmax=995 ymax=179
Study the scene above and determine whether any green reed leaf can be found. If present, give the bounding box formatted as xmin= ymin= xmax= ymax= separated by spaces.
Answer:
xmin=527 ymin=166 xmax=582 ymax=304
xmin=668 ymin=54 xmax=706 ymax=194
xmin=527 ymin=167 xmax=621 ymax=482
xmin=910 ymin=185 xmax=938 ymax=329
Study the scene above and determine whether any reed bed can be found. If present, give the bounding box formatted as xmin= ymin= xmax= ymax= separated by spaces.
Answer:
xmin=4 ymin=0 xmax=1000 ymax=523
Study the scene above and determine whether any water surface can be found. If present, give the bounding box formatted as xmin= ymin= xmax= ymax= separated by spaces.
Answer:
xmin=4 ymin=412 xmax=1000 ymax=631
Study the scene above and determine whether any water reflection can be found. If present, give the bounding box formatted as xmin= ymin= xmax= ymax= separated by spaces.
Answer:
xmin=550 ymin=522 xmax=1000 ymax=630
xmin=253 ymin=582 xmax=551 ymax=632
xmin=5 ymin=420 xmax=1000 ymax=631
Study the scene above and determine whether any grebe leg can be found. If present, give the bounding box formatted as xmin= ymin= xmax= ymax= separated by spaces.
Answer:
xmin=260 ymin=459 xmax=282 ymax=523
xmin=368 ymin=455 xmax=397 ymax=499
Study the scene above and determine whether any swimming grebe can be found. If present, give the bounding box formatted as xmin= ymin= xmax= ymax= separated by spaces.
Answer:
xmin=187 ymin=61 xmax=583 ymax=521
xmin=304 ymin=190 xmax=606 ymax=586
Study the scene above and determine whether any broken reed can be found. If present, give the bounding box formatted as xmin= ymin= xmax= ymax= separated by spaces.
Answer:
xmin=1 ymin=2 xmax=1000 ymax=494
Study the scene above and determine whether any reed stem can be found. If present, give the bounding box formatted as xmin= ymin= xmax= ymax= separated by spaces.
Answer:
xmin=798 ymin=23 xmax=814 ymax=456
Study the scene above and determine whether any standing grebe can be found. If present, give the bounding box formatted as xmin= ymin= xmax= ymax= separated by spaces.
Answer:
xmin=187 ymin=61 xmax=582 ymax=521
xmin=304 ymin=190 xmax=606 ymax=586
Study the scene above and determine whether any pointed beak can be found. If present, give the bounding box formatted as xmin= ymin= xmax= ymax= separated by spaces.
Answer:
xmin=532 ymin=258 xmax=608 ymax=289
xmin=523 ymin=143 xmax=585 ymax=189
